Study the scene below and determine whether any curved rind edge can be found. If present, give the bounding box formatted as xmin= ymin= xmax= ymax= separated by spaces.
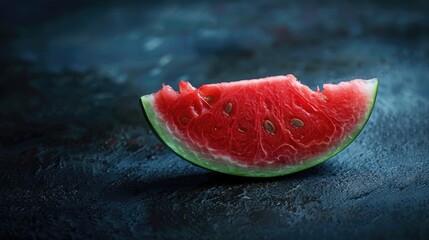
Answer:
xmin=140 ymin=79 xmax=378 ymax=177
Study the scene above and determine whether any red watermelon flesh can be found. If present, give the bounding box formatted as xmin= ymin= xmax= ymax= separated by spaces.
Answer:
xmin=141 ymin=74 xmax=378 ymax=177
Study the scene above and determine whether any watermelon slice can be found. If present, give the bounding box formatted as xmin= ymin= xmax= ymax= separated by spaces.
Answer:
xmin=140 ymin=74 xmax=378 ymax=177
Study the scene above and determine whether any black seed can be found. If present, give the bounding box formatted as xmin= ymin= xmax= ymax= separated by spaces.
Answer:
xmin=321 ymin=94 xmax=328 ymax=101
xmin=180 ymin=116 xmax=189 ymax=123
xmin=264 ymin=120 xmax=276 ymax=134
xmin=291 ymin=118 xmax=304 ymax=128
xmin=224 ymin=103 xmax=232 ymax=114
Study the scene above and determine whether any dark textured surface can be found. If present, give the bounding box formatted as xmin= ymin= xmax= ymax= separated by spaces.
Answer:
xmin=1 ymin=0 xmax=429 ymax=239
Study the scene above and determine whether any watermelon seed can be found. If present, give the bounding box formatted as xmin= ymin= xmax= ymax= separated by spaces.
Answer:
xmin=263 ymin=120 xmax=276 ymax=134
xmin=321 ymin=94 xmax=328 ymax=101
xmin=224 ymin=103 xmax=233 ymax=114
xmin=204 ymin=95 xmax=213 ymax=101
xmin=180 ymin=116 xmax=189 ymax=123
xmin=291 ymin=118 xmax=304 ymax=128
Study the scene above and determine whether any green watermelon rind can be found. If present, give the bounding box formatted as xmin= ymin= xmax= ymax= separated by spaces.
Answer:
xmin=140 ymin=79 xmax=378 ymax=177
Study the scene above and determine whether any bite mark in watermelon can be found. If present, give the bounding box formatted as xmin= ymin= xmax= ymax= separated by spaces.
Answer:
xmin=140 ymin=74 xmax=378 ymax=177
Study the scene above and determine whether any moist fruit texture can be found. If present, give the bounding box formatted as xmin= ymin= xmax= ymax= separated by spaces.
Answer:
xmin=140 ymin=74 xmax=378 ymax=177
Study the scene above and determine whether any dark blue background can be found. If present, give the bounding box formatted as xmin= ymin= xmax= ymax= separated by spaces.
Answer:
xmin=1 ymin=0 xmax=429 ymax=239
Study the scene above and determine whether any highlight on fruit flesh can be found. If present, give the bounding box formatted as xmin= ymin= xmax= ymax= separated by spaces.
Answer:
xmin=140 ymin=75 xmax=378 ymax=177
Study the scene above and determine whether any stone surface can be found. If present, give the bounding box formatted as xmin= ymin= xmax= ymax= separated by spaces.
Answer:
xmin=1 ymin=0 xmax=429 ymax=239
